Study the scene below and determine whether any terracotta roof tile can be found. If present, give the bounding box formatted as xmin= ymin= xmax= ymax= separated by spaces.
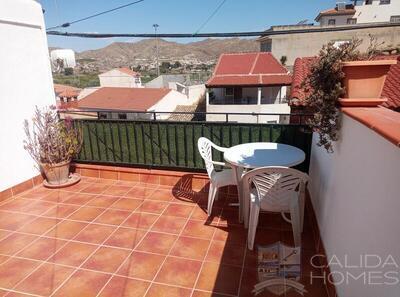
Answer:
xmin=289 ymin=57 xmax=317 ymax=106
xmin=77 ymin=87 xmax=171 ymax=111
xmin=117 ymin=67 xmax=140 ymax=77
xmin=54 ymin=84 xmax=81 ymax=98
xmin=381 ymin=57 xmax=400 ymax=110
xmin=206 ymin=52 xmax=291 ymax=87
xmin=315 ymin=6 xmax=356 ymax=21
xmin=342 ymin=107 xmax=400 ymax=147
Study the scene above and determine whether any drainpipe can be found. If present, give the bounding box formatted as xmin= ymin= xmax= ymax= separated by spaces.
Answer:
xmin=257 ymin=87 xmax=262 ymax=105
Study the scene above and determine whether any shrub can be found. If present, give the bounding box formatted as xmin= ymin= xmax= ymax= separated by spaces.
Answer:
xmin=302 ymin=38 xmax=381 ymax=152
xmin=23 ymin=106 xmax=82 ymax=166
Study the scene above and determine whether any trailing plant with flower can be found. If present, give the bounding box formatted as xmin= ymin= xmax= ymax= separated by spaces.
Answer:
xmin=23 ymin=106 xmax=82 ymax=166
xmin=302 ymin=37 xmax=383 ymax=153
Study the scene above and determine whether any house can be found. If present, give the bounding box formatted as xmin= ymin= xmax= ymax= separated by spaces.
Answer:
xmin=54 ymin=84 xmax=81 ymax=108
xmin=145 ymin=74 xmax=206 ymax=106
xmin=98 ymin=68 xmax=142 ymax=88
xmin=289 ymin=55 xmax=400 ymax=117
xmin=258 ymin=1 xmax=400 ymax=66
xmin=316 ymin=0 xmax=400 ymax=26
xmin=205 ymin=52 xmax=292 ymax=123
xmin=75 ymin=87 xmax=190 ymax=120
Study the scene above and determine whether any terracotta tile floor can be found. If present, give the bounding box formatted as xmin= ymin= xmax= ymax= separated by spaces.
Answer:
xmin=0 ymin=177 xmax=329 ymax=297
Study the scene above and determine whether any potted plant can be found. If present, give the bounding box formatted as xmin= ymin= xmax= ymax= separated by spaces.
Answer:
xmin=301 ymin=37 xmax=396 ymax=152
xmin=24 ymin=106 xmax=82 ymax=186
xmin=339 ymin=59 xmax=397 ymax=107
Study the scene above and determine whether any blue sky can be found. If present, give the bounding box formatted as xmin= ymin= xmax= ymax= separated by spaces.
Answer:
xmin=39 ymin=0 xmax=334 ymax=52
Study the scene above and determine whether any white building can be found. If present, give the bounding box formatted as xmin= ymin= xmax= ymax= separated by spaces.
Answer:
xmin=76 ymin=87 xmax=191 ymax=120
xmin=206 ymin=52 xmax=291 ymax=123
xmin=0 ymin=0 xmax=55 ymax=192
xmin=316 ymin=0 xmax=400 ymax=26
xmin=145 ymin=74 xmax=205 ymax=106
xmin=98 ymin=68 xmax=142 ymax=88
xmin=50 ymin=49 xmax=76 ymax=71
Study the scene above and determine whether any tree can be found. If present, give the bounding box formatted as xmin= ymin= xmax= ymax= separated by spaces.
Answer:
xmin=64 ymin=68 xmax=74 ymax=76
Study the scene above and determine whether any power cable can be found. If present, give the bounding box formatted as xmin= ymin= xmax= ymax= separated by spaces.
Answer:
xmin=46 ymin=0 xmax=146 ymax=31
xmin=194 ymin=0 xmax=227 ymax=34
xmin=47 ymin=22 xmax=400 ymax=38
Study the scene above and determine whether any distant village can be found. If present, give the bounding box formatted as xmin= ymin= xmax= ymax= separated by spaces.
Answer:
xmin=55 ymin=0 xmax=400 ymax=123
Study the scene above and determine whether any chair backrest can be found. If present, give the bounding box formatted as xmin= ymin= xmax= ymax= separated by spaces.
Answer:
xmin=197 ymin=137 xmax=217 ymax=178
xmin=242 ymin=166 xmax=309 ymax=209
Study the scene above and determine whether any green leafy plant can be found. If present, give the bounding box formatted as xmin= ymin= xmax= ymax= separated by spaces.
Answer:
xmin=23 ymin=106 xmax=82 ymax=166
xmin=302 ymin=37 xmax=382 ymax=152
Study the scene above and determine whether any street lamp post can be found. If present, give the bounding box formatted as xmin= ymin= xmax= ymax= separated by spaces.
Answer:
xmin=153 ymin=24 xmax=160 ymax=77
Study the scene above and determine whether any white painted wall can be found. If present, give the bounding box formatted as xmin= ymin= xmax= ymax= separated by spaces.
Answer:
xmin=148 ymin=90 xmax=191 ymax=119
xmin=319 ymin=14 xmax=355 ymax=26
xmin=206 ymin=104 xmax=290 ymax=123
xmin=318 ymin=0 xmax=400 ymax=25
xmin=309 ymin=113 xmax=400 ymax=297
xmin=355 ymin=0 xmax=400 ymax=23
xmin=187 ymin=84 xmax=206 ymax=105
xmin=99 ymin=69 xmax=142 ymax=88
xmin=0 ymin=0 xmax=55 ymax=191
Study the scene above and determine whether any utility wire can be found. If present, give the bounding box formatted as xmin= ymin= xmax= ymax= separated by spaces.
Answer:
xmin=46 ymin=0 xmax=146 ymax=31
xmin=47 ymin=22 xmax=400 ymax=38
xmin=194 ymin=0 xmax=227 ymax=34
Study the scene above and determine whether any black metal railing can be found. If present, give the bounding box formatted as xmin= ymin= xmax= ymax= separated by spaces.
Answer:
xmin=70 ymin=111 xmax=313 ymax=173
xmin=60 ymin=109 xmax=311 ymax=123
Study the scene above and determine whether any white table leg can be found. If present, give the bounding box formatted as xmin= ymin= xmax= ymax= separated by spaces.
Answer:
xmin=230 ymin=165 xmax=245 ymax=223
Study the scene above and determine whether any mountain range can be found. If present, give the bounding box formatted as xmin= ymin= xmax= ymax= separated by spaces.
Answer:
xmin=75 ymin=38 xmax=259 ymax=71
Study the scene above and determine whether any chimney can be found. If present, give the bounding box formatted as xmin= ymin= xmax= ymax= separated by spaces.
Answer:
xmin=336 ymin=1 xmax=347 ymax=10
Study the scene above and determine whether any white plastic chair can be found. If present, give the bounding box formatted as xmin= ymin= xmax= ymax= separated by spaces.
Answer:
xmin=197 ymin=137 xmax=237 ymax=216
xmin=242 ymin=166 xmax=309 ymax=250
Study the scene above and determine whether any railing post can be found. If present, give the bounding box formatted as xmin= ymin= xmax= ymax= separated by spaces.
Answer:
xmin=225 ymin=113 xmax=228 ymax=122
xmin=153 ymin=112 xmax=157 ymax=121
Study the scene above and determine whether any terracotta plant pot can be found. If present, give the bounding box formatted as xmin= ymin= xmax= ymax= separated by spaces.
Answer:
xmin=40 ymin=160 xmax=71 ymax=185
xmin=339 ymin=60 xmax=397 ymax=107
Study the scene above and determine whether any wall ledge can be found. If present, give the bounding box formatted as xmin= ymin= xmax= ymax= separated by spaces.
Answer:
xmin=342 ymin=107 xmax=400 ymax=147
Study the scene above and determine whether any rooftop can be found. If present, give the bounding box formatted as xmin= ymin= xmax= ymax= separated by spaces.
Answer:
xmin=54 ymin=84 xmax=81 ymax=99
xmin=315 ymin=5 xmax=356 ymax=22
xmin=206 ymin=52 xmax=292 ymax=87
xmin=77 ymin=87 xmax=171 ymax=111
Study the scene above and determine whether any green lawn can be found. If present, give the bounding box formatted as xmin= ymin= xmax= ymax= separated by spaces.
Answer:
xmin=53 ymin=73 xmax=100 ymax=89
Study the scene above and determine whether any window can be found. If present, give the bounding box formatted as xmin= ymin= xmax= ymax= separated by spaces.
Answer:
xmin=347 ymin=18 xmax=357 ymax=24
xmin=380 ymin=0 xmax=390 ymax=4
xmin=224 ymin=87 xmax=234 ymax=97
xmin=365 ymin=0 xmax=373 ymax=4
xmin=390 ymin=15 xmax=400 ymax=23
xmin=118 ymin=113 xmax=127 ymax=120
xmin=328 ymin=19 xmax=336 ymax=25
xmin=260 ymin=40 xmax=272 ymax=52
xmin=99 ymin=112 xmax=108 ymax=119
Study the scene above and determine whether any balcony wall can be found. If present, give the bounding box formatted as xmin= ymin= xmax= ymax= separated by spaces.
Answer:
xmin=308 ymin=111 xmax=400 ymax=297
xmin=206 ymin=104 xmax=290 ymax=123
xmin=0 ymin=0 xmax=55 ymax=192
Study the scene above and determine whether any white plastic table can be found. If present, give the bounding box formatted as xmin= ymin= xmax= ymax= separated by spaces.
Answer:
xmin=223 ymin=142 xmax=306 ymax=222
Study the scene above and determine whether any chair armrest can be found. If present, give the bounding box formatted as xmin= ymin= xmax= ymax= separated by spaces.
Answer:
xmin=210 ymin=142 xmax=228 ymax=153
xmin=211 ymin=160 xmax=228 ymax=167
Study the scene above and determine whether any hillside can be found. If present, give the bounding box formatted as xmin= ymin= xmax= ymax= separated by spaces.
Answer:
xmin=76 ymin=38 xmax=259 ymax=71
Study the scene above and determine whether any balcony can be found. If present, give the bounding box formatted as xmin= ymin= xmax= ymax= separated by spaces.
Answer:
xmin=0 ymin=164 xmax=329 ymax=296
xmin=2 ymin=1 xmax=400 ymax=296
